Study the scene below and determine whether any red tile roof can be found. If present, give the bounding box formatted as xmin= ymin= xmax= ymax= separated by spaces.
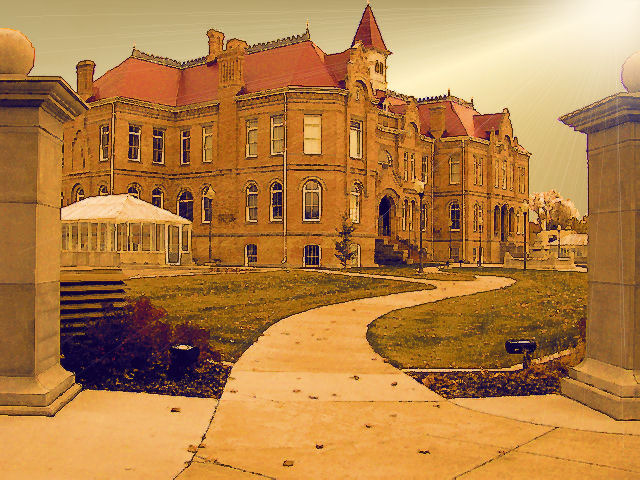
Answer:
xmin=417 ymin=101 xmax=480 ymax=137
xmin=351 ymin=5 xmax=389 ymax=53
xmin=324 ymin=49 xmax=351 ymax=85
xmin=473 ymin=113 xmax=503 ymax=139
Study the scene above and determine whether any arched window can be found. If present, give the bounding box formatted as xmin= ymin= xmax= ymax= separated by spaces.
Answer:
xmin=178 ymin=190 xmax=193 ymax=221
xmin=245 ymin=244 xmax=257 ymax=265
xmin=127 ymin=184 xmax=140 ymax=199
xmin=349 ymin=184 xmax=361 ymax=223
xmin=303 ymin=244 xmax=320 ymax=267
xmin=202 ymin=186 xmax=214 ymax=223
xmin=152 ymin=188 xmax=164 ymax=209
xmin=75 ymin=187 xmax=85 ymax=203
xmin=449 ymin=202 xmax=460 ymax=230
xmin=246 ymin=183 xmax=258 ymax=222
xmin=303 ymin=180 xmax=321 ymax=221
xmin=270 ymin=182 xmax=283 ymax=221
xmin=98 ymin=185 xmax=109 ymax=196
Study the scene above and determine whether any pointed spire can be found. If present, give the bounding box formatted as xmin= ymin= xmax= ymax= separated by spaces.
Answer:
xmin=351 ymin=4 xmax=390 ymax=54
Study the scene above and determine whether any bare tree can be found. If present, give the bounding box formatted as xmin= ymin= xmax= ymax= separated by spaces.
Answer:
xmin=530 ymin=190 xmax=580 ymax=230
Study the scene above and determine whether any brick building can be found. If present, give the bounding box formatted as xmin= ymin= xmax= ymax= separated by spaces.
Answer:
xmin=62 ymin=5 xmax=530 ymax=267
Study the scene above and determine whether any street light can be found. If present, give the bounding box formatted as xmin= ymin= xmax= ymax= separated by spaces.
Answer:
xmin=478 ymin=215 xmax=483 ymax=267
xmin=413 ymin=179 xmax=426 ymax=273
xmin=203 ymin=186 xmax=215 ymax=263
xmin=557 ymin=225 xmax=562 ymax=259
xmin=521 ymin=200 xmax=529 ymax=270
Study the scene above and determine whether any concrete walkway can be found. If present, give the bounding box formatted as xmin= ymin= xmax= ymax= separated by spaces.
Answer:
xmin=178 ymin=272 xmax=640 ymax=479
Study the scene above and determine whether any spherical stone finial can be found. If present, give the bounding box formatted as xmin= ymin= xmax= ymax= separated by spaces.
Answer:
xmin=0 ymin=28 xmax=35 ymax=75
xmin=622 ymin=51 xmax=640 ymax=93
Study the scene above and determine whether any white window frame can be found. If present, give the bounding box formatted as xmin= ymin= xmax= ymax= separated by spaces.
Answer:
xmin=421 ymin=204 xmax=428 ymax=232
xmin=98 ymin=185 xmax=109 ymax=196
xmin=99 ymin=125 xmax=110 ymax=162
xmin=349 ymin=184 xmax=361 ymax=223
xmin=181 ymin=130 xmax=191 ymax=165
xmin=127 ymin=185 xmax=140 ymax=199
xmin=449 ymin=202 xmax=461 ymax=231
xmin=508 ymin=162 xmax=514 ymax=191
xmin=246 ymin=183 xmax=258 ymax=223
xmin=202 ymin=188 xmax=214 ymax=224
xmin=302 ymin=180 xmax=321 ymax=222
xmin=303 ymin=115 xmax=322 ymax=155
xmin=246 ymin=119 xmax=258 ymax=158
xmin=449 ymin=157 xmax=461 ymax=185
xmin=349 ymin=120 xmax=362 ymax=159
xmin=151 ymin=188 xmax=164 ymax=209
xmin=270 ymin=115 xmax=284 ymax=155
xmin=202 ymin=125 xmax=213 ymax=163
xmin=75 ymin=188 xmax=85 ymax=203
xmin=128 ymin=125 xmax=141 ymax=161
xmin=303 ymin=244 xmax=321 ymax=267
xmin=270 ymin=181 xmax=283 ymax=222
xmin=177 ymin=191 xmax=194 ymax=221
xmin=152 ymin=128 xmax=165 ymax=164
xmin=421 ymin=155 xmax=427 ymax=182
xmin=410 ymin=153 xmax=415 ymax=180
xmin=245 ymin=244 xmax=258 ymax=265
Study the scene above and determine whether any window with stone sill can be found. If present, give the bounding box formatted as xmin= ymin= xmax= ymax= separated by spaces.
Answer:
xmin=449 ymin=202 xmax=461 ymax=230
xmin=246 ymin=119 xmax=258 ymax=157
xmin=99 ymin=125 xmax=110 ymax=162
xmin=303 ymin=244 xmax=321 ymax=267
xmin=153 ymin=128 xmax=165 ymax=164
xmin=303 ymin=115 xmax=321 ymax=155
xmin=181 ymin=130 xmax=191 ymax=165
xmin=303 ymin=180 xmax=321 ymax=221
xmin=128 ymin=125 xmax=141 ymax=161
xmin=246 ymin=183 xmax=258 ymax=223
xmin=152 ymin=188 xmax=164 ymax=209
xmin=349 ymin=184 xmax=361 ymax=223
xmin=245 ymin=244 xmax=258 ymax=265
xmin=271 ymin=115 xmax=284 ymax=155
xmin=202 ymin=125 xmax=213 ymax=163
xmin=449 ymin=157 xmax=461 ymax=185
xmin=349 ymin=120 xmax=363 ymax=159
xmin=270 ymin=182 xmax=283 ymax=221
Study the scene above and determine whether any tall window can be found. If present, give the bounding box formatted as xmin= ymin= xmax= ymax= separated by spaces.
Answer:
xmin=246 ymin=119 xmax=258 ymax=157
xmin=403 ymin=152 xmax=408 ymax=181
xmin=410 ymin=153 xmax=415 ymax=180
xmin=478 ymin=157 xmax=483 ymax=185
xmin=349 ymin=184 xmax=361 ymax=223
xmin=502 ymin=160 xmax=507 ymax=189
xmin=421 ymin=204 xmax=428 ymax=231
xmin=127 ymin=185 xmax=140 ymax=199
xmin=245 ymin=244 xmax=257 ymax=265
xmin=202 ymin=125 xmax=213 ymax=163
xmin=128 ymin=125 xmax=141 ymax=161
xmin=303 ymin=180 xmax=321 ymax=221
xmin=303 ymin=115 xmax=321 ymax=154
xmin=519 ymin=167 xmax=526 ymax=193
xmin=409 ymin=201 xmax=415 ymax=231
xmin=181 ymin=130 xmax=191 ymax=165
xmin=449 ymin=157 xmax=460 ymax=184
xmin=270 ymin=182 xmax=283 ymax=221
xmin=402 ymin=200 xmax=407 ymax=231
xmin=246 ymin=183 xmax=258 ymax=222
xmin=474 ymin=156 xmax=483 ymax=185
xmin=449 ymin=202 xmax=461 ymax=230
xmin=153 ymin=128 xmax=164 ymax=164
xmin=349 ymin=120 xmax=362 ymax=159
xmin=508 ymin=163 xmax=513 ymax=190
xmin=421 ymin=155 xmax=427 ymax=182
xmin=99 ymin=125 xmax=110 ymax=162
xmin=303 ymin=244 xmax=320 ymax=267
xmin=494 ymin=161 xmax=500 ymax=188
xmin=178 ymin=191 xmax=193 ymax=220
xmin=271 ymin=115 xmax=284 ymax=155
xmin=202 ymin=186 xmax=214 ymax=223
xmin=152 ymin=188 xmax=163 ymax=209
xmin=98 ymin=185 xmax=109 ymax=196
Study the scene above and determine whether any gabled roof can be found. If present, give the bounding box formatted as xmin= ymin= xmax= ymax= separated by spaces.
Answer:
xmin=417 ymin=101 xmax=481 ymax=137
xmin=61 ymin=195 xmax=191 ymax=224
xmin=351 ymin=5 xmax=390 ymax=53
xmin=91 ymin=40 xmax=340 ymax=106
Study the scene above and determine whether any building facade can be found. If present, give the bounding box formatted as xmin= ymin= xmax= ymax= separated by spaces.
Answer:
xmin=62 ymin=5 xmax=530 ymax=267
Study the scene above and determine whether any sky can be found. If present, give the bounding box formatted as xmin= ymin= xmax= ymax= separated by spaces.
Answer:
xmin=7 ymin=0 xmax=640 ymax=217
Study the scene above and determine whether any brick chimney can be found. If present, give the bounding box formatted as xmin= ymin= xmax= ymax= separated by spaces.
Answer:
xmin=218 ymin=39 xmax=247 ymax=91
xmin=76 ymin=60 xmax=95 ymax=101
xmin=429 ymin=105 xmax=445 ymax=139
xmin=206 ymin=29 xmax=224 ymax=62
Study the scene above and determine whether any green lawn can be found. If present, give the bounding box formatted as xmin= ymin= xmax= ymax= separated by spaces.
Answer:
xmin=337 ymin=266 xmax=476 ymax=281
xmin=367 ymin=268 xmax=587 ymax=369
xmin=125 ymin=270 xmax=430 ymax=362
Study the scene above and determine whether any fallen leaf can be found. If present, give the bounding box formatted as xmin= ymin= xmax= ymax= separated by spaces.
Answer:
xmin=283 ymin=460 xmax=294 ymax=467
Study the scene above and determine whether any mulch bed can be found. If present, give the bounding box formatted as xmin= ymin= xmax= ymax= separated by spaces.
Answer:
xmin=407 ymin=360 xmax=570 ymax=399
xmin=72 ymin=360 xmax=232 ymax=398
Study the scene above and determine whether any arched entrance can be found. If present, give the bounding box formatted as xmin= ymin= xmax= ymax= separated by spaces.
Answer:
xmin=378 ymin=196 xmax=395 ymax=236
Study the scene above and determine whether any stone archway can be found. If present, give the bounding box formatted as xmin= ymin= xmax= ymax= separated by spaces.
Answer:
xmin=378 ymin=195 xmax=396 ymax=236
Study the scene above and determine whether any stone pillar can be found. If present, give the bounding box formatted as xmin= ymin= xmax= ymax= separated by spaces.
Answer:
xmin=0 ymin=29 xmax=87 ymax=415
xmin=559 ymin=51 xmax=640 ymax=420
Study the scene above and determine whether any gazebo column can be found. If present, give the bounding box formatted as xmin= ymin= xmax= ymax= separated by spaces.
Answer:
xmin=560 ymin=52 xmax=640 ymax=420
xmin=0 ymin=30 xmax=87 ymax=415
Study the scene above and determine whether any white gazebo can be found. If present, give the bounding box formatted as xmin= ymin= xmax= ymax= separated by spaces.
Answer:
xmin=61 ymin=195 xmax=192 ymax=267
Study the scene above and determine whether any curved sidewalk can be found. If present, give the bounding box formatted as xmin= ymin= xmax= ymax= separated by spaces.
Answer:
xmin=180 ymin=273 xmax=640 ymax=480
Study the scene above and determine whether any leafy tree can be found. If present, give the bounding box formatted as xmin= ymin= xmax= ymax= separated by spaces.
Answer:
xmin=334 ymin=213 xmax=357 ymax=269
xmin=530 ymin=190 xmax=580 ymax=230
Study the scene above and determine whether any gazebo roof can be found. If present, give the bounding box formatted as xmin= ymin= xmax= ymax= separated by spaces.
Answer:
xmin=61 ymin=194 xmax=191 ymax=224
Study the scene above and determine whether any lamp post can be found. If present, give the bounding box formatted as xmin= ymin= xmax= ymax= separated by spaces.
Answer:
xmin=521 ymin=200 xmax=529 ymax=270
xmin=478 ymin=215 xmax=483 ymax=267
xmin=413 ymin=179 xmax=426 ymax=273
xmin=448 ymin=219 xmax=453 ymax=264
xmin=557 ymin=226 xmax=562 ymax=259
xmin=203 ymin=186 xmax=215 ymax=263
